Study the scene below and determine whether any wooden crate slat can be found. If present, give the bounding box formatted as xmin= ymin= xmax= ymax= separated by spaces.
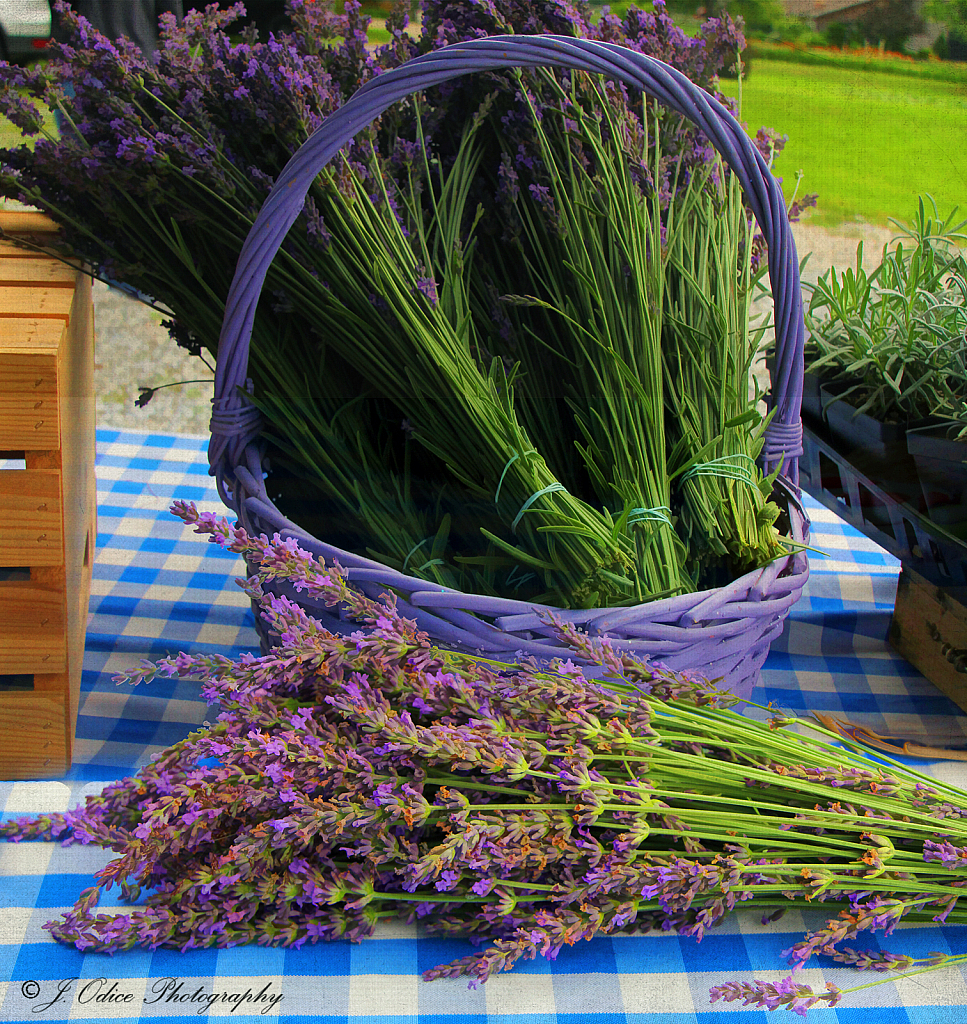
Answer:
xmin=0 ymin=259 xmax=77 ymax=286
xmin=0 ymin=210 xmax=61 ymax=235
xmin=0 ymin=351 xmax=58 ymax=394
xmin=0 ymin=317 xmax=67 ymax=355
xmin=0 ymin=246 xmax=56 ymax=260
xmin=0 ymin=692 xmax=68 ymax=778
xmin=0 ymin=284 xmax=74 ymax=320
xmin=0 ymin=396 xmax=58 ymax=449
xmin=0 ymin=227 xmax=58 ymax=253
xmin=0 ymin=580 xmax=66 ymax=672
xmin=0 ymin=321 xmax=64 ymax=420
xmin=0 ymin=469 xmax=62 ymax=565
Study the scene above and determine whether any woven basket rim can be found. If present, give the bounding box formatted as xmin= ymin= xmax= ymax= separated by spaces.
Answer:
xmin=234 ymin=450 xmax=808 ymax=628
xmin=238 ymin=466 xmax=808 ymax=700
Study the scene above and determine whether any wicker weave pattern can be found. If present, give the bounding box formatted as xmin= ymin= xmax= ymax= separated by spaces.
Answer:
xmin=211 ymin=36 xmax=810 ymax=698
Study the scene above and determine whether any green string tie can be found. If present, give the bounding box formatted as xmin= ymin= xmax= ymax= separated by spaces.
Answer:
xmin=628 ymin=505 xmax=673 ymax=528
xmin=505 ymin=565 xmax=537 ymax=592
xmin=494 ymin=448 xmax=537 ymax=505
xmin=681 ymin=455 xmax=760 ymax=489
xmin=417 ymin=559 xmax=445 ymax=572
xmin=512 ymin=482 xmax=568 ymax=532
xmin=402 ymin=537 xmax=432 ymax=573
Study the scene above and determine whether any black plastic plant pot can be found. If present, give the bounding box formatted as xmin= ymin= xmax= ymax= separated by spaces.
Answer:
xmin=906 ymin=422 xmax=967 ymax=533
xmin=819 ymin=381 xmax=922 ymax=512
xmin=801 ymin=367 xmax=824 ymax=423
xmin=767 ymin=355 xmax=823 ymax=424
xmin=820 ymin=381 xmax=905 ymax=454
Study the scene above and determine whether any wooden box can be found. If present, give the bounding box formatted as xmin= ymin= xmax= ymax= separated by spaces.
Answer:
xmin=890 ymin=567 xmax=967 ymax=715
xmin=0 ymin=212 xmax=96 ymax=779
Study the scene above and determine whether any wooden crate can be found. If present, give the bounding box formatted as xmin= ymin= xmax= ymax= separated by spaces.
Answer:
xmin=890 ymin=567 xmax=967 ymax=715
xmin=0 ymin=213 xmax=95 ymax=779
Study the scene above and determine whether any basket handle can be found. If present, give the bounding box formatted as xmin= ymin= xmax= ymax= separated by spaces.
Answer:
xmin=210 ymin=34 xmax=804 ymax=504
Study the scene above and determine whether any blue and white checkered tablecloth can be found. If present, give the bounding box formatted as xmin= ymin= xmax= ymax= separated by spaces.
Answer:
xmin=4 ymin=429 xmax=967 ymax=1023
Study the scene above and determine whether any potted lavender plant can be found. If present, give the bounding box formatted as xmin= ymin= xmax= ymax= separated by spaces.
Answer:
xmin=801 ymin=197 xmax=967 ymax=510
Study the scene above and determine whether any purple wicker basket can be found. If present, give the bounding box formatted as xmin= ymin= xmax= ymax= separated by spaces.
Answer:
xmin=208 ymin=35 xmax=809 ymax=699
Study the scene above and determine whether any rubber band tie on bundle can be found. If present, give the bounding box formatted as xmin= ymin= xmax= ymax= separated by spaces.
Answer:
xmin=494 ymin=448 xmax=537 ymax=506
xmin=627 ymin=505 xmax=673 ymax=528
xmin=505 ymin=565 xmax=537 ymax=592
xmin=403 ymin=537 xmax=445 ymax=574
xmin=681 ymin=454 xmax=760 ymax=489
xmin=512 ymin=483 xmax=568 ymax=532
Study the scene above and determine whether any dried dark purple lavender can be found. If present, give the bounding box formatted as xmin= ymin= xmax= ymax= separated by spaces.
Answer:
xmin=0 ymin=1 xmax=379 ymax=348
xmin=0 ymin=0 xmax=789 ymax=350
xmin=397 ymin=0 xmax=755 ymax=252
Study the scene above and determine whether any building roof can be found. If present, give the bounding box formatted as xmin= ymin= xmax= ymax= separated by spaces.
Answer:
xmin=783 ymin=0 xmax=879 ymax=18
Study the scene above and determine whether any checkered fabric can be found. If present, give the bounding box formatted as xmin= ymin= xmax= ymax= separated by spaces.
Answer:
xmin=2 ymin=429 xmax=967 ymax=1022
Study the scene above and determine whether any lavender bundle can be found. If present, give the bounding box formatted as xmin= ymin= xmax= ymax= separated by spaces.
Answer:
xmin=0 ymin=0 xmax=805 ymax=611
xmin=5 ymin=504 xmax=967 ymax=1015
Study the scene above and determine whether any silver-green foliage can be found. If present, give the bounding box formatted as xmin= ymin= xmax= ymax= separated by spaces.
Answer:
xmin=805 ymin=196 xmax=967 ymax=426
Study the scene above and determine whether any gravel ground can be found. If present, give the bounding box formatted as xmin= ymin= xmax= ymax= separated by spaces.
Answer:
xmin=93 ymin=281 xmax=215 ymax=437
xmin=793 ymin=220 xmax=897 ymax=286
xmin=92 ymin=219 xmax=899 ymax=436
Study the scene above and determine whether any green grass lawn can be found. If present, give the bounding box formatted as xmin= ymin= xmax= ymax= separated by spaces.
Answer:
xmin=717 ymin=58 xmax=967 ymax=229
xmin=0 ymin=107 xmax=55 ymax=152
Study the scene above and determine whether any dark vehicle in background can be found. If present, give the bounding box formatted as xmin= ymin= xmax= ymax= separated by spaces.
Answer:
xmin=238 ymin=0 xmax=290 ymax=36
xmin=0 ymin=0 xmax=51 ymax=61
xmin=0 ymin=1 xmax=295 ymax=65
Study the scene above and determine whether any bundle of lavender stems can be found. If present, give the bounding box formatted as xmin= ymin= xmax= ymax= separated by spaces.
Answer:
xmin=4 ymin=502 xmax=967 ymax=1016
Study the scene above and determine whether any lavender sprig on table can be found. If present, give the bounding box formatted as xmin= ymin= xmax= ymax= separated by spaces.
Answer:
xmin=4 ymin=503 xmax=967 ymax=1013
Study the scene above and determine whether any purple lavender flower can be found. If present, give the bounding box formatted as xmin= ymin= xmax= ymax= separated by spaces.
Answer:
xmin=710 ymin=976 xmax=843 ymax=1016
xmin=924 ymin=838 xmax=967 ymax=871
xmin=415 ymin=273 xmax=439 ymax=306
